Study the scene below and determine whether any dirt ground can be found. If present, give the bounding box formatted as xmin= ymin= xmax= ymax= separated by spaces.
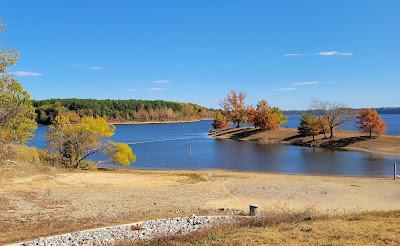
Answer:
xmin=1 ymin=169 xmax=400 ymax=244
xmin=213 ymin=127 xmax=400 ymax=157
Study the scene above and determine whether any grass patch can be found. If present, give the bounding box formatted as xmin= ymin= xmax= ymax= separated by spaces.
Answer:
xmin=176 ymin=173 xmax=208 ymax=184
xmin=119 ymin=210 xmax=400 ymax=246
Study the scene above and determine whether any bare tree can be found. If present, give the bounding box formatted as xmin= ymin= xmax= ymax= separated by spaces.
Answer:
xmin=310 ymin=98 xmax=350 ymax=139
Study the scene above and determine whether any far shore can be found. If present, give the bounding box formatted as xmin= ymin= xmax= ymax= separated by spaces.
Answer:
xmin=211 ymin=127 xmax=400 ymax=157
xmin=109 ymin=118 xmax=211 ymax=125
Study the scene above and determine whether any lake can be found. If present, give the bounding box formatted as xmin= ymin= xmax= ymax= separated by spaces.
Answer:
xmin=29 ymin=115 xmax=400 ymax=177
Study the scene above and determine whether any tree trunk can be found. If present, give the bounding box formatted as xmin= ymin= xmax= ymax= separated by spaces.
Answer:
xmin=312 ymin=135 xmax=315 ymax=141
xmin=369 ymin=131 xmax=372 ymax=138
xmin=329 ymin=127 xmax=334 ymax=139
xmin=236 ymin=122 xmax=240 ymax=128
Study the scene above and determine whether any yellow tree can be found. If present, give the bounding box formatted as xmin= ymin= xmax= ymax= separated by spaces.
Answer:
xmin=0 ymin=22 xmax=37 ymax=145
xmin=46 ymin=112 xmax=135 ymax=168
xmin=212 ymin=111 xmax=229 ymax=130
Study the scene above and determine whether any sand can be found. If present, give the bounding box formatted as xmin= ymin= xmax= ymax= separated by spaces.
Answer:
xmin=1 ymin=169 xmax=400 ymax=244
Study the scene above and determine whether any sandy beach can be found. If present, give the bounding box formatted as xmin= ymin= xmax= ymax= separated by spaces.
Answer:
xmin=1 ymin=168 xmax=399 ymax=244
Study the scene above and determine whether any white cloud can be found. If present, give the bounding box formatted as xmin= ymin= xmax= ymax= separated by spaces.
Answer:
xmin=293 ymin=81 xmax=320 ymax=86
xmin=284 ymin=53 xmax=307 ymax=57
xmin=12 ymin=71 xmax=42 ymax=77
xmin=274 ymin=87 xmax=297 ymax=91
xmin=124 ymin=89 xmax=137 ymax=92
xmin=317 ymin=51 xmax=352 ymax=56
xmin=152 ymin=80 xmax=172 ymax=84
xmin=148 ymin=87 xmax=166 ymax=91
xmin=90 ymin=66 xmax=104 ymax=70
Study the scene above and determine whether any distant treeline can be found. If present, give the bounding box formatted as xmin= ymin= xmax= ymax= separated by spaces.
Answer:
xmin=32 ymin=99 xmax=215 ymax=124
xmin=283 ymin=107 xmax=400 ymax=115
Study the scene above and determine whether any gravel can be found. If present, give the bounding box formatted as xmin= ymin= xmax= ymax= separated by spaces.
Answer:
xmin=14 ymin=215 xmax=232 ymax=246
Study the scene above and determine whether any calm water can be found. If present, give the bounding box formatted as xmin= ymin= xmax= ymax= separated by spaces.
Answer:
xmin=29 ymin=115 xmax=400 ymax=177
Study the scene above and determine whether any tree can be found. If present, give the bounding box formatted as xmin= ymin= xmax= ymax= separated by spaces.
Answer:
xmin=272 ymin=107 xmax=288 ymax=125
xmin=106 ymin=142 xmax=136 ymax=166
xmin=46 ymin=112 xmax=135 ymax=168
xmin=212 ymin=111 xmax=229 ymax=130
xmin=357 ymin=109 xmax=387 ymax=138
xmin=318 ymin=117 xmax=330 ymax=139
xmin=298 ymin=114 xmax=321 ymax=140
xmin=248 ymin=100 xmax=285 ymax=130
xmin=0 ymin=22 xmax=37 ymax=145
xmin=220 ymin=90 xmax=247 ymax=128
xmin=310 ymin=99 xmax=350 ymax=139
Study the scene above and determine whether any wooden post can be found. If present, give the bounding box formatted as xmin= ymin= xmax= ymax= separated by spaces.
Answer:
xmin=394 ymin=162 xmax=397 ymax=180
xmin=249 ymin=204 xmax=259 ymax=216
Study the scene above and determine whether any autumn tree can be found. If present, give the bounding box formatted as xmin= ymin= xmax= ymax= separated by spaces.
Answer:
xmin=357 ymin=109 xmax=387 ymax=138
xmin=298 ymin=114 xmax=321 ymax=140
xmin=272 ymin=107 xmax=288 ymax=125
xmin=248 ymin=100 xmax=286 ymax=130
xmin=46 ymin=112 xmax=135 ymax=168
xmin=0 ymin=22 xmax=37 ymax=145
xmin=220 ymin=90 xmax=248 ymax=128
xmin=212 ymin=111 xmax=229 ymax=130
xmin=318 ymin=117 xmax=330 ymax=139
xmin=310 ymin=99 xmax=350 ymax=139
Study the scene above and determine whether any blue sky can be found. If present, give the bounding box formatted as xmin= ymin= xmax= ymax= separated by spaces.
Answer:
xmin=1 ymin=1 xmax=399 ymax=109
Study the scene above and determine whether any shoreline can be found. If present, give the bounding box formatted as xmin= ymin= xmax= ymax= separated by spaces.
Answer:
xmin=211 ymin=127 xmax=400 ymax=157
xmin=109 ymin=119 xmax=211 ymax=125
xmin=98 ymin=167 xmax=393 ymax=179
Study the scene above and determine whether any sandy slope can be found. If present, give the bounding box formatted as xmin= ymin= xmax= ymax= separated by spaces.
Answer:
xmin=1 ymin=169 xmax=400 ymax=244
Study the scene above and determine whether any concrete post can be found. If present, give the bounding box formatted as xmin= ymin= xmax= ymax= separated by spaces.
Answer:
xmin=249 ymin=204 xmax=259 ymax=216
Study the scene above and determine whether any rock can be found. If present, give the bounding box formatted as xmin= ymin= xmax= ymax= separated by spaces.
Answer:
xmin=19 ymin=215 xmax=232 ymax=246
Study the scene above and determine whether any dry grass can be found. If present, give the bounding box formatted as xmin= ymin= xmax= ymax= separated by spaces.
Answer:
xmin=0 ymin=144 xmax=40 ymax=164
xmin=119 ymin=210 xmax=400 ymax=246
xmin=0 ymin=144 xmax=56 ymax=180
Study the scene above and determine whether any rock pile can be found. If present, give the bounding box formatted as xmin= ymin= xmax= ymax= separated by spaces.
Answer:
xmin=17 ymin=215 xmax=232 ymax=246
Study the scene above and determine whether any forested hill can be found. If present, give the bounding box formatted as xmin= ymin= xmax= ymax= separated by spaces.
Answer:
xmin=32 ymin=99 xmax=215 ymax=124
xmin=284 ymin=107 xmax=400 ymax=115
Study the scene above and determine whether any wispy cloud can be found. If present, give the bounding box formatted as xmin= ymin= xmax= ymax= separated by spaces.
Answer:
xmin=148 ymin=87 xmax=167 ymax=91
xmin=274 ymin=87 xmax=297 ymax=91
xmin=317 ymin=51 xmax=352 ymax=56
xmin=12 ymin=71 xmax=42 ymax=77
xmin=283 ymin=53 xmax=307 ymax=57
xmin=90 ymin=65 xmax=104 ymax=70
xmin=284 ymin=51 xmax=352 ymax=57
xmin=293 ymin=81 xmax=320 ymax=86
xmin=152 ymin=79 xmax=172 ymax=84
xmin=124 ymin=89 xmax=137 ymax=92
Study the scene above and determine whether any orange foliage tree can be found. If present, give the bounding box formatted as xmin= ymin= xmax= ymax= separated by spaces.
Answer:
xmin=220 ymin=90 xmax=248 ymax=128
xmin=248 ymin=100 xmax=281 ymax=130
xmin=357 ymin=109 xmax=387 ymax=138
